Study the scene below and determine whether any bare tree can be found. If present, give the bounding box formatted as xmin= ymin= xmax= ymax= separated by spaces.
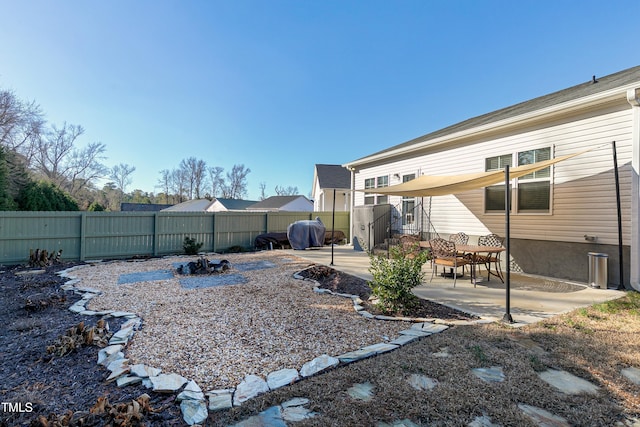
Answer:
xmin=109 ymin=163 xmax=136 ymax=209
xmin=180 ymin=157 xmax=208 ymax=199
xmin=64 ymin=140 xmax=108 ymax=197
xmin=31 ymin=122 xmax=107 ymax=197
xmin=32 ymin=122 xmax=81 ymax=185
xmin=259 ymin=181 xmax=267 ymax=200
xmin=170 ymin=168 xmax=189 ymax=202
xmin=110 ymin=163 xmax=136 ymax=194
xmin=157 ymin=169 xmax=172 ymax=203
xmin=222 ymin=164 xmax=250 ymax=199
xmin=0 ymin=89 xmax=45 ymax=163
xmin=208 ymin=166 xmax=224 ymax=198
xmin=275 ymin=185 xmax=299 ymax=196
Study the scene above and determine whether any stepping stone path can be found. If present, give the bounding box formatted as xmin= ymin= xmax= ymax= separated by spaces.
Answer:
xmin=538 ymin=369 xmax=599 ymax=395
xmin=55 ymin=262 xmax=635 ymax=426
xmin=347 ymin=382 xmax=375 ymax=401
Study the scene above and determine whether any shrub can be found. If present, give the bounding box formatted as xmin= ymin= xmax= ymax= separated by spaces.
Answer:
xmin=183 ymin=236 xmax=203 ymax=255
xmin=87 ymin=202 xmax=105 ymax=211
xmin=368 ymin=243 xmax=428 ymax=315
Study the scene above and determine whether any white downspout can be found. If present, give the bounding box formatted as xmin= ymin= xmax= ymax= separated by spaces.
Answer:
xmin=349 ymin=168 xmax=356 ymax=245
xmin=627 ymin=88 xmax=640 ymax=291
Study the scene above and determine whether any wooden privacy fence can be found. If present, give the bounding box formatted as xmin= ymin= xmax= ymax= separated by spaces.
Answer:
xmin=0 ymin=211 xmax=350 ymax=265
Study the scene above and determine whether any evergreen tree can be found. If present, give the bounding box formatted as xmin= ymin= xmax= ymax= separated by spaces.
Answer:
xmin=17 ymin=181 xmax=79 ymax=211
xmin=0 ymin=146 xmax=17 ymax=210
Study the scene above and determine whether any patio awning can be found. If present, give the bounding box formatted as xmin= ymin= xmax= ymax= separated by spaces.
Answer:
xmin=362 ymin=150 xmax=588 ymax=197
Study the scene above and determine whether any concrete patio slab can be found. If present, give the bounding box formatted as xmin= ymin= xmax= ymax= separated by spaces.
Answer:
xmin=285 ymin=245 xmax=627 ymax=325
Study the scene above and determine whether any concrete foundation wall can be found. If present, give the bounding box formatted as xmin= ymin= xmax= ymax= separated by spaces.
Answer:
xmin=510 ymin=238 xmax=630 ymax=289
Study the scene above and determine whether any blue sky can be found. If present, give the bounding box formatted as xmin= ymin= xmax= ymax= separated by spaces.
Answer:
xmin=1 ymin=0 xmax=638 ymax=201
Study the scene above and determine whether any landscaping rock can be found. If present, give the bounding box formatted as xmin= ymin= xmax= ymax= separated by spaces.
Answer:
xmin=234 ymin=374 xmax=270 ymax=405
xmin=180 ymin=399 xmax=208 ymax=425
xmin=267 ymin=368 xmax=299 ymax=390
xmin=300 ymin=354 xmax=339 ymax=377
xmin=471 ymin=367 xmax=505 ymax=383
xmin=538 ymin=369 xmax=599 ymax=395
xmin=150 ymin=373 xmax=188 ymax=393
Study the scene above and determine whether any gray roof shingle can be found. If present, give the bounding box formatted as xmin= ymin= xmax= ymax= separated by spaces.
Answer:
xmin=247 ymin=195 xmax=310 ymax=210
xmin=315 ymin=164 xmax=351 ymax=189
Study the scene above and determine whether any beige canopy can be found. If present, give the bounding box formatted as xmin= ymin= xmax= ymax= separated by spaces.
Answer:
xmin=362 ymin=150 xmax=588 ymax=197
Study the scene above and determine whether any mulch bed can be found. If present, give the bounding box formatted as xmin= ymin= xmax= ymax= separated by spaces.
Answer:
xmin=297 ymin=264 xmax=478 ymax=321
xmin=0 ymin=262 xmax=182 ymax=427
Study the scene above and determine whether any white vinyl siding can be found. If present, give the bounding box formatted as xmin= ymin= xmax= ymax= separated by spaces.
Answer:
xmin=353 ymin=104 xmax=633 ymax=245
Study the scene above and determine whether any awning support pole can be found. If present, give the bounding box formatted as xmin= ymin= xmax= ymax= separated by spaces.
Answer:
xmin=331 ymin=189 xmax=336 ymax=266
xmin=503 ymin=165 xmax=514 ymax=323
xmin=612 ymin=141 xmax=624 ymax=289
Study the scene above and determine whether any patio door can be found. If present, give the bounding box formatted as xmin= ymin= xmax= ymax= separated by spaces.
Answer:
xmin=401 ymin=174 xmax=417 ymax=235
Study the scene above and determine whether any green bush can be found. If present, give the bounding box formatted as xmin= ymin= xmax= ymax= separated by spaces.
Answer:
xmin=17 ymin=181 xmax=79 ymax=211
xmin=183 ymin=236 xmax=203 ymax=255
xmin=368 ymin=244 xmax=428 ymax=315
xmin=87 ymin=202 xmax=105 ymax=211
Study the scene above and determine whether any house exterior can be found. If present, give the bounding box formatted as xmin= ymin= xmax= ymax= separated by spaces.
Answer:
xmin=121 ymin=202 xmax=173 ymax=211
xmin=207 ymin=198 xmax=258 ymax=212
xmin=161 ymin=198 xmax=257 ymax=212
xmin=246 ymin=195 xmax=314 ymax=212
xmin=311 ymin=164 xmax=352 ymax=212
xmin=161 ymin=199 xmax=216 ymax=212
xmin=344 ymin=65 xmax=640 ymax=290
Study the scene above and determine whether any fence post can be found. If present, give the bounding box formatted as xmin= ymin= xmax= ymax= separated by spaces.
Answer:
xmin=153 ymin=213 xmax=159 ymax=257
xmin=79 ymin=212 xmax=86 ymax=261
xmin=212 ymin=213 xmax=217 ymax=253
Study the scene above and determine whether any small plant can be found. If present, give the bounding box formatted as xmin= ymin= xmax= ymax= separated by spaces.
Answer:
xmin=368 ymin=243 xmax=428 ymax=315
xmin=469 ymin=344 xmax=488 ymax=364
xmin=183 ymin=236 xmax=203 ymax=255
xmin=529 ymin=354 xmax=547 ymax=372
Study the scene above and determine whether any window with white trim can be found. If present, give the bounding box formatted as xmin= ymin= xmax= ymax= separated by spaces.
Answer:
xmin=484 ymin=147 xmax=551 ymax=213
xmin=376 ymin=175 xmax=389 ymax=204
xmin=364 ymin=178 xmax=375 ymax=205
xmin=363 ymin=175 xmax=390 ymax=205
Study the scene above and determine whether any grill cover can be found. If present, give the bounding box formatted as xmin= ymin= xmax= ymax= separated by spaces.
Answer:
xmin=287 ymin=217 xmax=326 ymax=250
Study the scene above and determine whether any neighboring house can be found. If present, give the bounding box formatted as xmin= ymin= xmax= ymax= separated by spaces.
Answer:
xmin=246 ymin=195 xmax=314 ymax=212
xmin=344 ymin=65 xmax=640 ymax=290
xmin=161 ymin=199 xmax=216 ymax=212
xmin=161 ymin=198 xmax=258 ymax=212
xmin=208 ymin=198 xmax=259 ymax=212
xmin=121 ymin=202 xmax=173 ymax=211
xmin=311 ymin=164 xmax=351 ymax=212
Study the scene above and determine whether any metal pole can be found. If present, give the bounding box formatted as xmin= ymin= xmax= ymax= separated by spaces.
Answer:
xmin=612 ymin=141 xmax=624 ymax=289
xmin=330 ymin=189 xmax=336 ymax=266
xmin=503 ymin=165 xmax=514 ymax=323
xmin=388 ymin=204 xmax=392 ymax=259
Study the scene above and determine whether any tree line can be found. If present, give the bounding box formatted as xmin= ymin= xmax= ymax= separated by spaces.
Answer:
xmin=0 ymin=86 xmax=299 ymax=211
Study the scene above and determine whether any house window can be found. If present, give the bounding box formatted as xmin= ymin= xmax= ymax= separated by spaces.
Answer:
xmin=485 ymin=154 xmax=512 ymax=211
xmin=363 ymin=176 xmax=390 ymax=205
xmin=376 ymin=175 xmax=389 ymax=204
xmin=517 ymin=147 xmax=551 ymax=212
xmin=485 ymin=147 xmax=551 ymax=213
xmin=402 ymin=174 xmax=415 ymax=225
xmin=364 ymin=178 xmax=375 ymax=205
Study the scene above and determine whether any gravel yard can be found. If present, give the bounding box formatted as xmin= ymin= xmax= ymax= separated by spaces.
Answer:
xmin=72 ymin=252 xmax=412 ymax=391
